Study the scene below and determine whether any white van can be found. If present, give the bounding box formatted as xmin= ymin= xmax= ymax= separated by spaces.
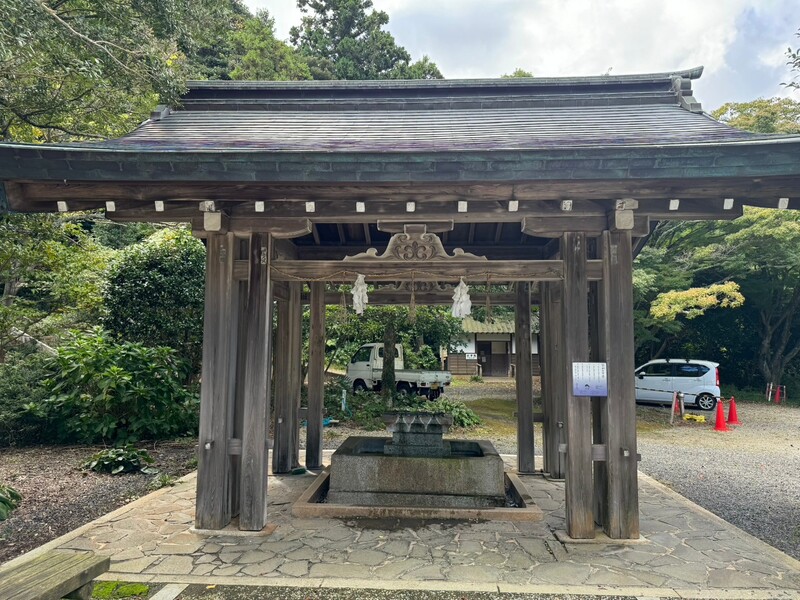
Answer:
xmin=635 ymin=359 xmax=720 ymax=410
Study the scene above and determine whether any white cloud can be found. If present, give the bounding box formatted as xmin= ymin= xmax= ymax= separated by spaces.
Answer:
xmin=242 ymin=0 xmax=799 ymax=105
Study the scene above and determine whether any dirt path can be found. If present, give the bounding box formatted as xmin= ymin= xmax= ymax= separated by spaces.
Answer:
xmin=0 ymin=441 xmax=196 ymax=563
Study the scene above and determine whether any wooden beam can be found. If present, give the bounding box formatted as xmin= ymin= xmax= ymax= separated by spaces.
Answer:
xmin=266 ymin=259 xmax=605 ymax=282
xmin=523 ymin=215 xmax=650 ymax=238
xmin=295 ymin=245 xmax=549 ymax=261
xmin=308 ymin=290 xmax=528 ymax=306
xmin=239 ymin=233 xmax=274 ymax=531
xmin=195 ymin=233 xmax=236 ymax=530
xmin=17 ymin=179 xmax=800 ymax=206
xmin=306 ymin=282 xmax=325 ymax=470
xmin=600 ymin=230 xmax=640 ymax=539
xmin=561 ymin=231 xmax=594 ymax=539
xmin=494 ymin=223 xmax=504 ymax=243
xmin=515 ymin=282 xmax=535 ymax=474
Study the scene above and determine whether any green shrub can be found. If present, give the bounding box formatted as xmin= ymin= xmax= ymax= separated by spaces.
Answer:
xmin=323 ymin=377 xmax=432 ymax=430
xmin=82 ymin=445 xmax=158 ymax=475
xmin=0 ymin=346 xmax=52 ymax=446
xmin=422 ymin=398 xmax=482 ymax=428
xmin=103 ymin=228 xmax=205 ymax=377
xmin=0 ymin=484 xmax=21 ymax=520
xmin=31 ymin=328 xmax=199 ymax=445
xmin=470 ymin=374 xmax=484 ymax=383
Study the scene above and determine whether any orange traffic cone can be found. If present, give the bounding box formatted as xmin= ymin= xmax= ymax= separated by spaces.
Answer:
xmin=726 ymin=396 xmax=742 ymax=426
xmin=714 ymin=399 xmax=729 ymax=432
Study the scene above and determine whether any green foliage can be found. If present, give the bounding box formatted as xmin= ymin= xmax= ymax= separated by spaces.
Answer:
xmin=788 ymin=28 xmax=800 ymax=90
xmin=290 ymin=0 xmax=443 ymax=80
xmin=182 ymin=1 xmax=252 ymax=80
xmin=0 ymin=484 xmax=21 ymax=521
xmin=229 ymin=11 xmax=312 ymax=81
xmin=148 ymin=473 xmax=177 ymax=490
xmin=88 ymin=215 xmax=160 ymax=250
xmin=0 ymin=0 xmax=201 ymax=141
xmin=650 ymin=282 xmax=744 ymax=321
xmin=91 ymin=582 xmax=150 ymax=599
xmin=323 ymin=303 xmax=462 ymax=371
xmin=712 ymin=98 xmax=800 ymax=134
xmin=33 ymin=328 xmax=199 ymax=445
xmin=0 ymin=346 xmax=52 ymax=446
xmin=103 ymin=228 xmax=205 ymax=376
xmin=82 ymin=445 xmax=157 ymax=475
xmin=502 ymin=68 xmax=534 ymax=78
xmin=421 ymin=398 xmax=481 ymax=428
xmin=0 ymin=213 xmax=113 ymax=355
xmin=323 ymin=376 xmax=411 ymax=429
xmin=632 ymin=230 xmax=740 ymax=360
xmin=470 ymin=374 xmax=484 ymax=383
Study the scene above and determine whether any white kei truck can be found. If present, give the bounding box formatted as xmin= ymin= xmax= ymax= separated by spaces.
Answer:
xmin=346 ymin=343 xmax=452 ymax=399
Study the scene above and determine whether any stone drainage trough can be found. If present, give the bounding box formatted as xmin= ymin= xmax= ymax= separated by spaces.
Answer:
xmin=293 ymin=412 xmax=543 ymax=521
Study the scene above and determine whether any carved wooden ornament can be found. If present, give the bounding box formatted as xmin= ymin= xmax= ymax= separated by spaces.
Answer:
xmin=343 ymin=224 xmax=487 ymax=262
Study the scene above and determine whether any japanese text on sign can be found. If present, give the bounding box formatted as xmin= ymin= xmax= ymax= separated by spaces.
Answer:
xmin=572 ymin=362 xmax=608 ymax=397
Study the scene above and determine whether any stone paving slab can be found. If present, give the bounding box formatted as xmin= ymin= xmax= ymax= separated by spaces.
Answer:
xmin=3 ymin=452 xmax=800 ymax=599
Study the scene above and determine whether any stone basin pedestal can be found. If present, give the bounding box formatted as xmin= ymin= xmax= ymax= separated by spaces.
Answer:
xmin=326 ymin=412 xmax=506 ymax=509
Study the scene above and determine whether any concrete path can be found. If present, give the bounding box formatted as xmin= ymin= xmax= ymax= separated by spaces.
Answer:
xmin=5 ymin=452 xmax=800 ymax=599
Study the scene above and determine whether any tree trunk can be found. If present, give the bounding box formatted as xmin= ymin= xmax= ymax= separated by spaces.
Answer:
xmin=382 ymin=323 xmax=396 ymax=402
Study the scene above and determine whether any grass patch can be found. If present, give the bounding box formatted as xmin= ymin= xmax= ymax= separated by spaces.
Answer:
xmin=468 ymin=397 xmax=518 ymax=437
xmin=93 ymin=582 xmax=149 ymax=599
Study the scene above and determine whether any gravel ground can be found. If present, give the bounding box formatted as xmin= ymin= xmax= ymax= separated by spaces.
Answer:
xmin=637 ymin=400 xmax=800 ymax=561
xmin=0 ymin=440 xmax=196 ymax=563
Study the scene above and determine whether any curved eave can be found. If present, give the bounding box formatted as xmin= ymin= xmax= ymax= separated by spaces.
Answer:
xmin=2 ymin=137 xmax=800 ymax=186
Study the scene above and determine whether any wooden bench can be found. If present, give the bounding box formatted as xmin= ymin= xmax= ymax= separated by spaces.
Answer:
xmin=0 ymin=550 xmax=110 ymax=600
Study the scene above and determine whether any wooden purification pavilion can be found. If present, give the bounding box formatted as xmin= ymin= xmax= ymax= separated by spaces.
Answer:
xmin=2 ymin=66 xmax=800 ymax=541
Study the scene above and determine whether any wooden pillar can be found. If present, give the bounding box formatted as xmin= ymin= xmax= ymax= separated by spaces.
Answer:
xmin=306 ymin=282 xmax=325 ymax=470
xmin=561 ymin=231 xmax=594 ymax=539
xmin=288 ymin=282 xmax=303 ymax=469
xmin=196 ymin=233 xmax=236 ymax=530
xmin=273 ymin=281 xmax=302 ymax=473
xmin=539 ymin=282 xmax=567 ymax=479
xmin=600 ymin=230 xmax=640 ymax=538
xmin=515 ymin=281 xmax=535 ymax=473
xmin=239 ymin=233 xmax=274 ymax=530
xmin=272 ymin=297 xmax=292 ymax=474
xmin=541 ymin=282 xmax=567 ymax=479
xmin=588 ymin=255 xmax=607 ymax=528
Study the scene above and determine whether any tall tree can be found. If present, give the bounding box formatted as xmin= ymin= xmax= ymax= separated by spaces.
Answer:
xmin=0 ymin=0 xmax=219 ymax=141
xmin=289 ymin=0 xmax=443 ymax=80
xmin=502 ymin=68 xmax=534 ymax=78
xmin=690 ymin=209 xmax=800 ymax=386
xmin=228 ymin=11 xmax=312 ymax=81
xmin=0 ymin=214 xmax=112 ymax=357
xmin=183 ymin=0 xmax=252 ymax=80
xmin=712 ymin=98 xmax=800 ymax=134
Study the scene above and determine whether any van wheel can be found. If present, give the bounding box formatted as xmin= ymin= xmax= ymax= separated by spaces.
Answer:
xmin=396 ymin=383 xmax=411 ymax=397
xmin=696 ymin=393 xmax=716 ymax=411
xmin=353 ymin=380 xmax=368 ymax=393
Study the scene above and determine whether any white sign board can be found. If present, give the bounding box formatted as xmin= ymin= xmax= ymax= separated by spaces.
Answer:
xmin=572 ymin=362 xmax=608 ymax=397
xmin=465 ymin=353 xmax=477 ymax=360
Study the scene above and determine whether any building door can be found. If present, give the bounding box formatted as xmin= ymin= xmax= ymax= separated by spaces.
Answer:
xmin=477 ymin=341 xmax=509 ymax=376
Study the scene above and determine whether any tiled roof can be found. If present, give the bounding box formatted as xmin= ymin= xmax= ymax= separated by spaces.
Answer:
xmin=88 ymin=67 xmax=778 ymax=153
xmin=461 ymin=315 xmax=541 ymax=334
xmin=461 ymin=317 xmax=515 ymax=334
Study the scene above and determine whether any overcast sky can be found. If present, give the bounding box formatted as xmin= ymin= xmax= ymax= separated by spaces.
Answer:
xmin=243 ymin=0 xmax=800 ymax=111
